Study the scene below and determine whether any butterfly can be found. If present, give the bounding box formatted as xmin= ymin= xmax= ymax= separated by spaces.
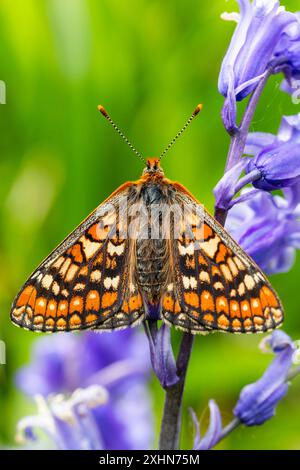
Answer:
xmin=11 ymin=105 xmax=283 ymax=335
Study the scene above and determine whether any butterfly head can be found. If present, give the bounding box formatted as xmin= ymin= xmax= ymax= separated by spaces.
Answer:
xmin=142 ymin=158 xmax=164 ymax=176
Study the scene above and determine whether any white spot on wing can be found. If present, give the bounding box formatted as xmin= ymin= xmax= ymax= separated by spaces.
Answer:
xmin=66 ymin=264 xmax=79 ymax=282
xmin=74 ymin=283 xmax=85 ymax=291
xmin=107 ymin=241 xmax=125 ymax=256
xmin=200 ymin=237 xmax=220 ymax=258
xmin=41 ymin=274 xmax=53 ymax=289
xmin=238 ymin=282 xmax=246 ymax=296
xmin=178 ymin=242 xmax=195 ymax=256
xmin=244 ymin=274 xmax=255 ymax=290
xmin=59 ymin=258 xmax=71 ymax=277
xmin=80 ymin=236 xmax=100 ymax=259
xmin=221 ymin=264 xmax=233 ymax=282
xmin=214 ymin=282 xmax=224 ymax=291
xmin=52 ymin=282 xmax=60 ymax=295
xmin=182 ymin=276 xmax=197 ymax=290
xmin=91 ymin=270 xmax=101 ymax=282
xmin=104 ymin=275 xmax=120 ymax=290
xmin=228 ymin=258 xmax=238 ymax=276
xmin=200 ymin=271 xmax=210 ymax=283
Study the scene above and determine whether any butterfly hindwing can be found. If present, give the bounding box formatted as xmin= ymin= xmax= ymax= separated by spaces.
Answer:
xmin=162 ymin=192 xmax=283 ymax=334
xmin=162 ymin=285 xmax=209 ymax=333
xmin=11 ymin=187 xmax=145 ymax=332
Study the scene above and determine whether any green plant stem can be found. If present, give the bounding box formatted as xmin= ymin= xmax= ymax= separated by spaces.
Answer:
xmin=158 ymin=333 xmax=194 ymax=450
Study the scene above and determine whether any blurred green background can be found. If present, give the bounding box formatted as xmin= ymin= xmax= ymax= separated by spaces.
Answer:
xmin=0 ymin=0 xmax=299 ymax=450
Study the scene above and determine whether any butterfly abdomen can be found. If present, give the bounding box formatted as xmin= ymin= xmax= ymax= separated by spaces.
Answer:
xmin=136 ymin=239 xmax=168 ymax=308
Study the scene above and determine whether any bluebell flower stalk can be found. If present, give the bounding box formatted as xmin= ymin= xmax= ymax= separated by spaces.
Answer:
xmin=158 ymin=332 xmax=195 ymax=450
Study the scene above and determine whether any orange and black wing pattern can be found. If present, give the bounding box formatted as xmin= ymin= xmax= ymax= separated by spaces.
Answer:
xmin=162 ymin=194 xmax=283 ymax=334
xmin=11 ymin=189 xmax=144 ymax=332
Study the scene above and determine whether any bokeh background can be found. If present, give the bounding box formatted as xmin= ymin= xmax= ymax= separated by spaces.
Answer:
xmin=0 ymin=0 xmax=299 ymax=450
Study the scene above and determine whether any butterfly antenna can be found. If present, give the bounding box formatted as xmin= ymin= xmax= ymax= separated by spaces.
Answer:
xmin=98 ymin=105 xmax=147 ymax=165
xmin=158 ymin=104 xmax=202 ymax=161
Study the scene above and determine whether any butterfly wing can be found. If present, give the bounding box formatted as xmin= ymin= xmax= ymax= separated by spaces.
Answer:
xmin=11 ymin=185 xmax=145 ymax=332
xmin=162 ymin=188 xmax=283 ymax=334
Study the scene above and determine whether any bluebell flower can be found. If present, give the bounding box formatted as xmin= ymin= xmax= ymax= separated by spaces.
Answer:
xmin=245 ymin=113 xmax=300 ymax=191
xmin=16 ymin=330 xmax=154 ymax=450
xmin=274 ymin=12 xmax=300 ymax=84
xmin=226 ymin=190 xmax=300 ymax=274
xmin=191 ymin=400 xmax=223 ymax=450
xmin=214 ymin=157 xmax=254 ymax=211
xmin=281 ymin=76 xmax=300 ymax=103
xmin=144 ymin=322 xmax=179 ymax=389
xmin=234 ymin=330 xmax=295 ymax=426
xmin=17 ymin=386 xmax=109 ymax=450
xmin=219 ymin=0 xmax=298 ymax=101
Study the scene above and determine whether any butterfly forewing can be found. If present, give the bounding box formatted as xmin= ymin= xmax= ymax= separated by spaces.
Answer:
xmin=162 ymin=189 xmax=283 ymax=334
xmin=11 ymin=186 xmax=145 ymax=332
